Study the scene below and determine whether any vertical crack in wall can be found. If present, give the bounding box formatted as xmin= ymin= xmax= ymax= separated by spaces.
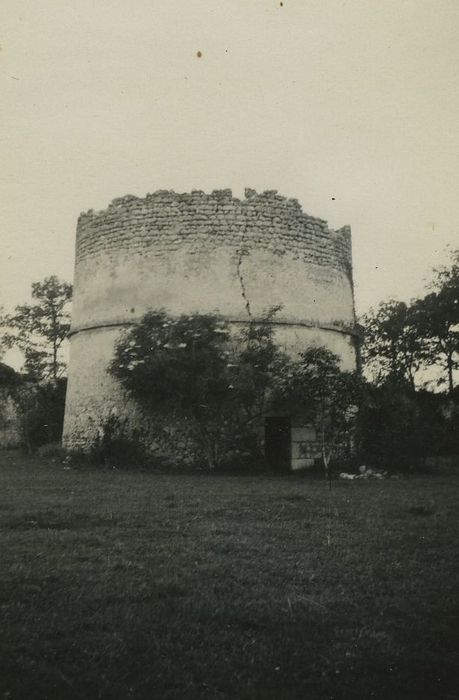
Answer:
xmin=236 ymin=222 xmax=252 ymax=319
xmin=236 ymin=250 xmax=252 ymax=319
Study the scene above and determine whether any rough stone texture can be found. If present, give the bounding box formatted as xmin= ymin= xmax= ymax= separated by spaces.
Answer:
xmin=63 ymin=188 xmax=359 ymax=459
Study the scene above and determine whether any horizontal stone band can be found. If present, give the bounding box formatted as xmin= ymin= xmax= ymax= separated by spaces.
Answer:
xmin=68 ymin=318 xmax=362 ymax=340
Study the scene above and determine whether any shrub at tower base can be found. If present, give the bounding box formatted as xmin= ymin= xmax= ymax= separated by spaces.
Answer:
xmin=109 ymin=310 xmax=361 ymax=472
xmin=288 ymin=346 xmax=364 ymax=483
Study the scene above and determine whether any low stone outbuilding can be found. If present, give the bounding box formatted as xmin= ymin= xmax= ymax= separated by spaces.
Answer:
xmin=0 ymin=363 xmax=22 ymax=449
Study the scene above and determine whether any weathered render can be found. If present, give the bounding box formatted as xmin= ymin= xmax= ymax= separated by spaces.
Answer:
xmin=63 ymin=188 xmax=359 ymax=468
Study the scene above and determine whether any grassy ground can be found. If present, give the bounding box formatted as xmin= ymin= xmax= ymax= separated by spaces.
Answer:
xmin=0 ymin=451 xmax=458 ymax=700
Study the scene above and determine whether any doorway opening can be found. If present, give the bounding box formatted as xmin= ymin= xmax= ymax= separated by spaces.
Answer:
xmin=265 ymin=416 xmax=291 ymax=472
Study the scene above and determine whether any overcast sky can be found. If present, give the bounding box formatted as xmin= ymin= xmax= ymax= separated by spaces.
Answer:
xmin=1 ymin=0 xmax=458 ymax=319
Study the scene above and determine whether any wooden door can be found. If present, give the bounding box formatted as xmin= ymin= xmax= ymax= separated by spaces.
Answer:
xmin=265 ymin=417 xmax=291 ymax=471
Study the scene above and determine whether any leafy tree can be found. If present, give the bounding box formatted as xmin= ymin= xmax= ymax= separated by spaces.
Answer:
xmin=0 ymin=308 xmax=5 ymax=360
xmin=227 ymin=305 xmax=293 ymax=427
xmin=0 ymin=361 xmax=67 ymax=453
xmin=0 ymin=361 xmax=21 ymax=390
xmin=411 ymin=250 xmax=459 ymax=393
xmin=356 ymin=380 xmax=423 ymax=471
xmin=109 ymin=310 xmax=292 ymax=470
xmin=288 ymin=347 xmax=363 ymax=484
xmin=356 ymin=380 xmax=459 ymax=471
xmin=10 ymin=379 xmax=68 ymax=454
xmin=411 ymin=292 xmax=458 ymax=393
xmin=361 ymin=250 xmax=458 ymax=393
xmin=1 ymin=276 xmax=72 ymax=383
xmin=361 ymin=300 xmax=426 ymax=390
xmin=433 ymin=248 xmax=459 ymax=292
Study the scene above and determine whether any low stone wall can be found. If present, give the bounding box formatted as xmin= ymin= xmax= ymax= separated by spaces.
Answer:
xmin=0 ymin=394 xmax=22 ymax=449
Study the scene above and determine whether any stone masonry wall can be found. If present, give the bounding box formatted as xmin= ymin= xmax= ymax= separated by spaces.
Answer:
xmin=76 ymin=188 xmax=351 ymax=276
xmin=71 ymin=188 xmax=354 ymax=332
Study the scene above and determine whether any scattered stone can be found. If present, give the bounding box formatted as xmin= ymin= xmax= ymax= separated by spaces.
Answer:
xmin=339 ymin=466 xmax=389 ymax=481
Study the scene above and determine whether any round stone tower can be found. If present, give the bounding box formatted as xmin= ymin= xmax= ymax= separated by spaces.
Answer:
xmin=63 ymin=188 xmax=359 ymax=466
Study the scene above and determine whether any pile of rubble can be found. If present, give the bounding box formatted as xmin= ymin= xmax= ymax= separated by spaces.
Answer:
xmin=339 ymin=465 xmax=388 ymax=480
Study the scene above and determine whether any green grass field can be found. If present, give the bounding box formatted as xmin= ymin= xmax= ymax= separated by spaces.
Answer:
xmin=0 ymin=451 xmax=458 ymax=700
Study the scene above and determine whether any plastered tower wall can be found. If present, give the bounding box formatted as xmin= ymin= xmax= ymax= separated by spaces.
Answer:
xmin=63 ymin=188 xmax=359 ymax=454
